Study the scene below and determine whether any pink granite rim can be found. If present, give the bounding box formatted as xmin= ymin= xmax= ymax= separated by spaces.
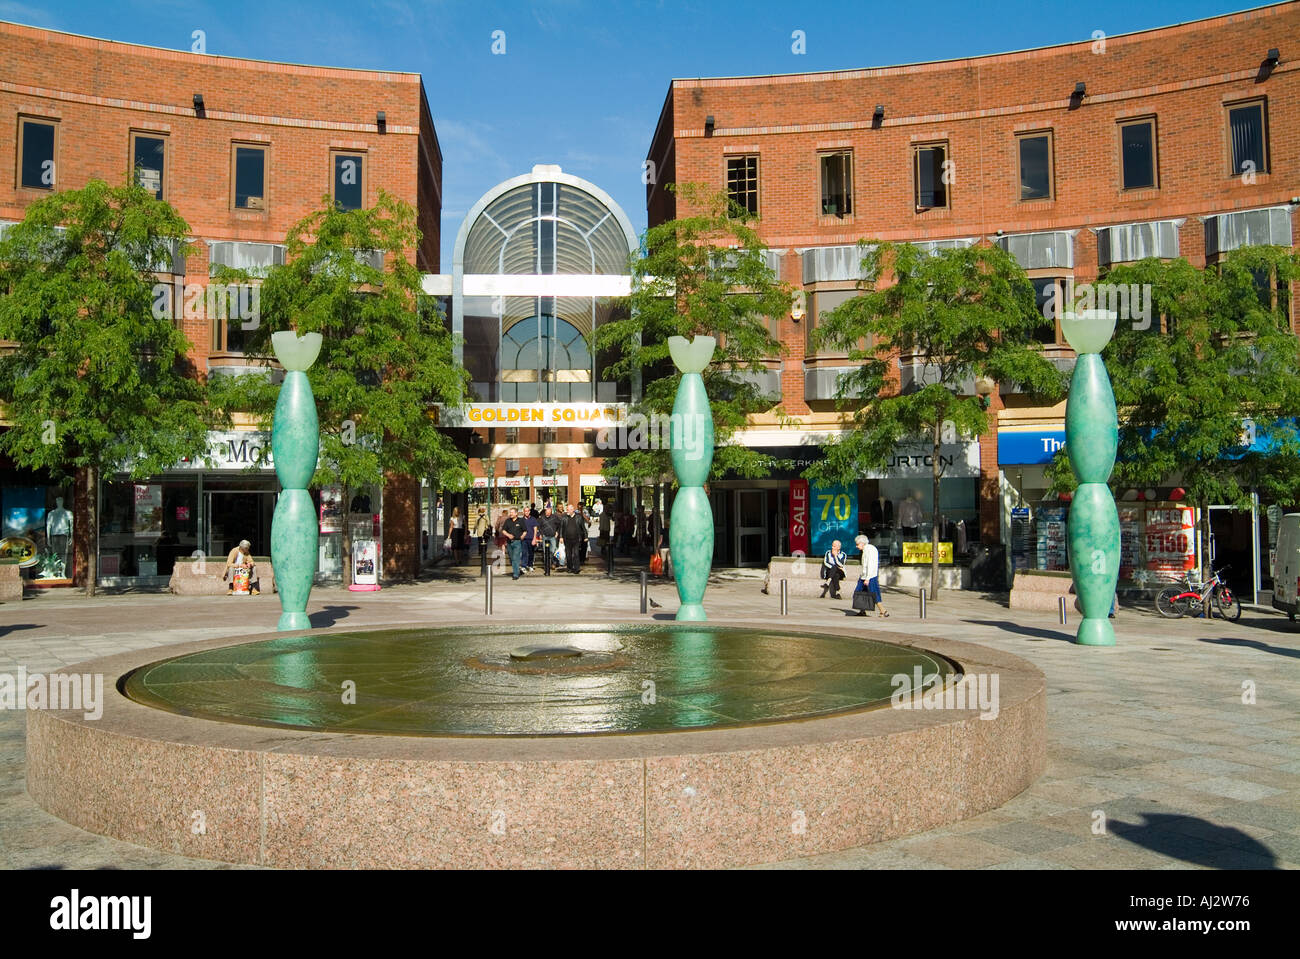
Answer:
xmin=25 ymin=620 xmax=1046 ymax=868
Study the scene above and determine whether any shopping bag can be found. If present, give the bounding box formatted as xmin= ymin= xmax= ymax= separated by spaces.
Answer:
xmin=650 ymin=553 xmax=664 ymax=577
xmin=852 ymin=589 xmax=875 ymax=612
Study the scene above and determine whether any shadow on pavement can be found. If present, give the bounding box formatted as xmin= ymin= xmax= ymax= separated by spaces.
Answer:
xmin=0 ymin=623 xmax=42 ymax=638
xmin=963 ymin=619 xmax=1075 ymax=642
xmin=1199 ymin=636 xmax=1300 ymax=659
xmin=1110 ymin=813 xmax=1278 ymax=869
xmin=308 ymin=605 xmax=360 ymax=628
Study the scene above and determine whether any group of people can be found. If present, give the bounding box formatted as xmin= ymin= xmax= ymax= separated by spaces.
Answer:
xmin=820 ymin=534 xmax=890 ymax=618
xmin=471 ymin=503 xmax=605 ymax=580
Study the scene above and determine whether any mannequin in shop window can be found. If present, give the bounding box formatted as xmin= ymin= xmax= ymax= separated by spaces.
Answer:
xmin=45 ymin=497 xmax=72 ymax=578
xmin=897 ymin=491 xmax=923 ymax=535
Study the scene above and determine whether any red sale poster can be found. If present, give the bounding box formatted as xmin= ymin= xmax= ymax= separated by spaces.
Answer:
xmin=789 ymin=479 xmax=810 ymax=555
xmin=1145 ymin=506 xmax=1196 ymax=573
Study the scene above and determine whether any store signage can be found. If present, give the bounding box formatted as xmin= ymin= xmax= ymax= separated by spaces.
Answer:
xmin=789 ymin=479 xmax=810 ymax=555
xmin=533 ymin=476 xmax=564 ymax=488
xmin=902 ymin=542 xmax=954 ymax=565
xmin=172 ymin=431 xmax=277 ymax=471
xmin=1145 ymin=507 xmax=1196 ymax=573
xmin=472 ymin=477 xmax=490 ymax=489
xmin=997 ymin=428 xmax=1067 ymax=465
xmin=733 ymin=442 xmax=979 ymax=480
xmin=438 ymin=403 xmax=627 ymax=427
xmin=809 ymin=482 xmax=858 ymax=558
xmin=496 ymin=476 xmax=529 ymax=488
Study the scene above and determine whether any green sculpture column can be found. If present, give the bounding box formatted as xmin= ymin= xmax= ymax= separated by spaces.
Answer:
xmin=270 ymin=331 xmax=323 ymax=631
xmin=667 ymin=336 xmax=716 ymax=622
xmin=1062 ymin=311 xmax=1119 ymax=646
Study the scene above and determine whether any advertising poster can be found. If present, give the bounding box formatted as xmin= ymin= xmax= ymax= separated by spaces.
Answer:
xmin=788 ymin=479 xmax=810 ymax=556
xmin=352 ymin=540 xmax=378 ymax=586
xmin=810 ymin=482 xmax=858 ymax=558
xmin=1118 ymin=507 xmax=1141 ymax=579
xmin=2 ymin=487 xmax=46 ymax=538
xmin=1145 ymin=506 xmax=1196 ymax=574
xmin=319 ymin=487 xmax=343 ymax=534
xmin=133 ymin=484 xmax=163 ymax=538
xmin=902 ymin=542 xmax=954 ymax=565
xmin=1036 ymin=505 xmax=1068 ymax=570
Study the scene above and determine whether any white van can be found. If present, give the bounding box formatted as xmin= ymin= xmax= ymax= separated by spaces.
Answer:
xmin=1272 ymin=513 xmax=1300 ymax=622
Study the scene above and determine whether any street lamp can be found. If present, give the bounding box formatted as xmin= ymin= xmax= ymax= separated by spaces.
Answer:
xmin=480 ymin=456 xmax=496 ymax=514
xmin=974 ymin=375 xmax=996 ymax=410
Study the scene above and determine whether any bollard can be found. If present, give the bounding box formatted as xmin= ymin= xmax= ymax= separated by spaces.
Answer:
xmin=544 ymin=542 xmax=551 ymax=576
xmin=480 ymin=542 xmax=487 ymax=577
xmin=640 ymin=569 xmax=648 ymax=614
xmin=485 ymin=564 xmax=493 ymax=615
xmin=1058 ymin=596 xmax=1068 ymax=625
xmin=606 ymin=542 xmax=614 ymax=578
xmin=780 ymin=578 xmax=789 ymax=616
xmin=919 ymin=588 xmax=927 ymax=619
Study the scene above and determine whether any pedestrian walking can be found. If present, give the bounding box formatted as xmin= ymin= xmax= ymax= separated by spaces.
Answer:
xmin=502 ymin=507 xmax=527 ymax=580
xmin=471 ymin=506 xmax=490 ymax=561
xmin=562 ymin=503 xmax=585 ymax=574
xmin=853 ymin=534 xmax=889 ymax=617
xmin=449 ymin=506 xmax=465 ymax=564
xmin=539 ymin=505 xmax=561 ymax=572
xmin=523 ymin=508 xmax=539 ymax=572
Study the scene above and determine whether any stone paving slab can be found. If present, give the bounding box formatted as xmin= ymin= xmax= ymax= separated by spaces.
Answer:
xmin=1 ymin=571 xmax=1297 ymax=869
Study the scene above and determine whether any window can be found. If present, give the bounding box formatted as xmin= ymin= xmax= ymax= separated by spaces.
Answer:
xmin=1032 ymin=278 xmax=1062 ymax=344
xmin=504 ymin=427 xmax=520 ymax=443
xmin=1118 ymin=118 xmax=1158 ymax=190
xmin=819 ymin=151 xmax=852 ymax=216
xmin=1227 ymin=100 xmax=1269 ymax=178
xmin=231 ymin=144 xmax=268 ymax=210
xmin=131 ymin=132 xmax=166 ymax=200
xmin=913 ymin=143 xmax=948 ymax=210
xmin=726 ymin=155 xmax=759 ymax=215
xmin=332 ymin=151 xmax=365 ymax=211
xmin=209 ymin=284 xmax=260 ymax=354
xmin=17 ymin=117 xmax=57 ymax=190
xmin=1017 ymin=131 xmax=1053 ymax=201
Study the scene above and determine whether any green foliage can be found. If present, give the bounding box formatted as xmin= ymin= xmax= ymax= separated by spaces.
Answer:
xmin=1046 ymin=248 xmax=1300 ymax=511
xmin=806 ymin=241 xmax=1066 ymax=487
xmin=208 ymin=192 xmax=470 ymax=494
xmin=594 ymin=183 xmax=792 ymax=484
xmin=0 ymin=178 xmax=217 ymax=479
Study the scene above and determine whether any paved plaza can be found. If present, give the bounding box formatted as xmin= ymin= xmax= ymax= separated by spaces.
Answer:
xmin=1 ymin=562 xmax=1297 ymax=870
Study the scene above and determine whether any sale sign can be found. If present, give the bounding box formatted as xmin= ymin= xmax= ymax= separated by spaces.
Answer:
xmin=810 ymin=482 xmax=858 ymax=558
xmin=1145 ymin=506 xmax=1195 ymax=573
xmin=789 ymin=479 xmax=810 ymax=556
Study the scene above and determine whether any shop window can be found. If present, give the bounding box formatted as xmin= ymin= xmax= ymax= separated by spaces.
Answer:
xmin=231 ymin=143 xmax=268 ymax=210
xmin=726 ymin=154 xmax=759 ymax=216
xmin=332 ymin=151 xmax=365 ymax=211
xmin=819 ymin=151 xmax=852 ymax=216
xmin=1226 ymin=99 xmax=1269 ymax=178
xmin=131 ymin=131 xmax=166 ymax=200
xmin=1017 ymin=131 xmax=1053 ymax=201
xmin=913 ymin=142 xmax=948 ymax=210
xmin=17 ymin=116 xmax=57 ymax=191
xmin=1118 ymin=117 xmax=1158 ymax=190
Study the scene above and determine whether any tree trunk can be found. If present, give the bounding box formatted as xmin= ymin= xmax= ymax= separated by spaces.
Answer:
xmin=341 ymin=484 xmax=353 ymax=587
xmin=931 ymin=420 xmax=942 ymax=599
xmin=85 ymin=464 xmax=98 ymax=597
xmin=1200 ymin=496 xmax=1212 ymax=581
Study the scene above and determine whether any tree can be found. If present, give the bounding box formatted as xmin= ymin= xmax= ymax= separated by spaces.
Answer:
xmin=0 ymin=179 xmax=219 ymax=595
xmin=594 ymin=183 xmax=792 ymax=493
xmin=209 ymin=191 xmax=469 ymax=583
xmin=1047 ymin=247 xmax=1300 ymax=580
xmin=806 ymin=241 xmax=1067 ymax=597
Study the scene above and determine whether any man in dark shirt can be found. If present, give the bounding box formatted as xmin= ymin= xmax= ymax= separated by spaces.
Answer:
xmin=523 ymin=509 xmax=540 ymax=572
xmin=562 ymin=504 xmax=585 ymax=574
xmin=502 ymin=507 xmax=527 ymax=580
xmin=539 ymin=506 xmax=561 ymax=573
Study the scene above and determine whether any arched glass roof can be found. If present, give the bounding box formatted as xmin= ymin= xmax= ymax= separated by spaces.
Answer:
xmin=461 ymin=176 xmax=634 ymax=276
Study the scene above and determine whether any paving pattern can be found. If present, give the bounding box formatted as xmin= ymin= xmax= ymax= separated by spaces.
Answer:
xmin=1 ymin=561 xmax=1296 ymax=869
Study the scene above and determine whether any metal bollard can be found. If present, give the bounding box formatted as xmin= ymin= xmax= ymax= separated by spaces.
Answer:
xmin=1058 ymin=596 xmax=1068 ymax=625
xmin=544 ymin=542 xmax=551 ymax=576
xmin=640 ymin=569 xmax=648 ymax=614
xmin=606 ymin=543 xmax=615 ymax=578
xmin=919 ymin=588 xmax=927 ymax=619
xmin=780 ymin=578 xmax=789 ymax=615
xmin=485 ymin=565 xmax=493 ymax=615
xmin=480 ymin=543 xmax=487 ymax=577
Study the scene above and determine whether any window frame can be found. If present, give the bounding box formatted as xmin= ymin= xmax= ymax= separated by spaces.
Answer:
xmin=1029 ymin=274 xmax=1066 ymax=346
xmin=230 ymin=142 xmax=270 ymax=212
xmin=16 ymin=115 xmax=59 ymax=192
xmin=912 ymin=141 xmax=950 ymax=211
xmin=330 ymin=149 xmax=367 ymax=211
xmin=129 ymin=129 xmax=168 ymax=201
xmin=1117 ymin=116 xmax=1159 ymax=192
xmin=818 ymin=150 xmax=853 ymax=217
xmin=1224 ymin=98 xmax=1270 ymax=178
xmin=1015 ymin=130 xmax=1054 ymax=202
xmin=725 ymin=153 xmax=760 ymax=216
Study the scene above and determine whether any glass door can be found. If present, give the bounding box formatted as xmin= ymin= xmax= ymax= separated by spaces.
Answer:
xmin=735 ymin=489 xmax=768 ymax=567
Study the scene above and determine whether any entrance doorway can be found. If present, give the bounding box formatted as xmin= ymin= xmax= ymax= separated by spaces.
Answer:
xmin=207 ymin=490 xmax=275 ymax=561
xmin=735 ymin=489 xmax=769 ymax=567
xmin=1208 ymin=503 xmax=1258 ymax=604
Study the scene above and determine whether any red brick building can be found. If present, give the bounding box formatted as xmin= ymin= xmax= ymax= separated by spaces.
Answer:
xmin=0 ymin=22 xmax=442 ymax=585
xmin=645 ymin=2 xmax=1299 ymax=590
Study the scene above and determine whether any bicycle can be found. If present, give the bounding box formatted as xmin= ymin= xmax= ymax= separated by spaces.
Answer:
xmin=1154 ymin=566 xmax=1241 ymax=621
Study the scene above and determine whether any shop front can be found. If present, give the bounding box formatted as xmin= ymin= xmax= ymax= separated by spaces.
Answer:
xmin=0 ymin=451 xmax=76 ymax=584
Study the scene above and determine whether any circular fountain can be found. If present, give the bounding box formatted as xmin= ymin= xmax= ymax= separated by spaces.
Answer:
xmin=26 ymin=621 xmax=1045 ymax=869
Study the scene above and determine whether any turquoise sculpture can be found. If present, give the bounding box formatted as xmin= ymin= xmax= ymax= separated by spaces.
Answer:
xmin=667 ymin=335 xmax=716 ymax=621
xmin=270 ymin=331 xmax=323 ymax=631
xmin=1062 ymin=310 xmax=1119 ymax=646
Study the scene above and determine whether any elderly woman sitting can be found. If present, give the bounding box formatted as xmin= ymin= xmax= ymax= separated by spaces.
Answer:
xmin=224 ymin=540 xmax=260 ymax=595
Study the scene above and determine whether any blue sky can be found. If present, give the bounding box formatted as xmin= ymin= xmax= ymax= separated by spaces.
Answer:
xmin=7 ymin=0 xmax=1258 ymax=266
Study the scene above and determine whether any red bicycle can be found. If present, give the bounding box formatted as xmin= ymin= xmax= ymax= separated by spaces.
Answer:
xmin=1155 ymin=566 xmax=1241 ymax=621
